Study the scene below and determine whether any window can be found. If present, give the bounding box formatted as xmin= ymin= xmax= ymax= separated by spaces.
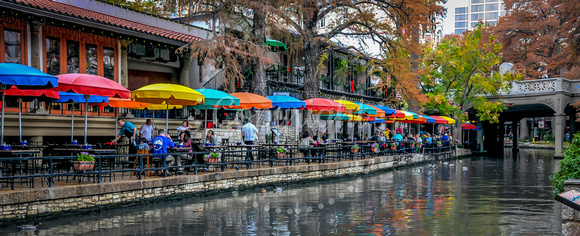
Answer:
xmin=455 ymin=14 xmax=467 ymax=21
xmin=319 ymin=16 xmax=326 ymax=27
xmin=103 ymin=47 xmax=115 ymax=80
xmin=46 ymin=37 xmax=60 ymax=75
xmin=66 ymin=40 xmax=80 ymax=73
xmin=455 ymin=7 xmax=468 ymax=14
xmin=471 ymin=5 xmax=484 ymax=12
xmin=455 ymin=29 xmax=466 ymax=35
xmin=471 ymin=13 xmax=484 ymax=21
xmin=471 ymin=0 xmax=484 ymax=3
xmin=4 ymin=29 xmax=22 ymax=64
xmin=485 ymin=12 xmax=499 ymax=20
xmin=485 ymin=4 xmax=498 ymax=11
xmin=486 ymin=0 xmax=498 ymax=2
xmin=455 ymin=22 xmax=467 ymax=28
xmin=85 ymin=44 xmax=98 ymax=75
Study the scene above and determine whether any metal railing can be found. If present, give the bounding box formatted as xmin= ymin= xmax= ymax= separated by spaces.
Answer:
xmin=0 ymin=141 xmax=456 ymax=190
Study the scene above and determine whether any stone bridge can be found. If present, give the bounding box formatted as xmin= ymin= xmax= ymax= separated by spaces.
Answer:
xmin=487 ymin=77 xmax=580 ymax=156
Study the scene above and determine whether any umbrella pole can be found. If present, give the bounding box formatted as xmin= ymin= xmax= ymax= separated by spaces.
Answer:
xmin=115 ymin=107 xmax=118 ymax=137
xmin=18 ymin=98 xmax=22 ymax=143
xmin=165 ymin=104 xmax=169 ymax=132
xmin=84 ymin=97 xmax=89 ymax=145
xmin=1 ymin=85 xmax=5 ymax=144
xmin=71 ymin=102 xmax=75 ymax=143
xmin=204 ymin=106 xmax=208 ymax=143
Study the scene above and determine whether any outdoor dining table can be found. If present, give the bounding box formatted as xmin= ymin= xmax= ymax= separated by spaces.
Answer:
xmin=0 ymin=149 xmax=41 ymax=189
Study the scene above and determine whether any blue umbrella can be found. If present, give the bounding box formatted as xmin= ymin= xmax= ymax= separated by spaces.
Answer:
xmin=0 ymin=63 xmax=58 ymax=144
xmin=370 ymin=118 xmax=385 ymax=124
xmin=266 ymin=95 xmax=306 ymax=142
xmin=266 ymin=95 xmax=306 ymax=109
xmin=53 ymin=92 xmax=108 ymax=143
xmin=422 ymin=115 xmax=436 ymax=124
xmin=373 ymin=105 xmax=396 ymax=116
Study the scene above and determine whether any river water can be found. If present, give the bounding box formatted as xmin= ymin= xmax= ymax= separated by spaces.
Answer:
xmin=5 ymin=149 xmax=562 ymax=235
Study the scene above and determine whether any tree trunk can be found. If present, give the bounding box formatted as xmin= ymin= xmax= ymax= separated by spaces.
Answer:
xmin=301 ymin=44 xmax=321 ymax=135
xmin=249 ymin=6 xmax=267 ymax=97
xmin=519 ymin=117 xmax=529 ymax=140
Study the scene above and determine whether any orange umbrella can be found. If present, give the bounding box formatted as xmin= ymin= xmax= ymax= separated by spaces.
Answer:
xmin=99 ymin=98 xmax=149 ymax=109
xmin=223 ymin=92 xmax=272 ymax=109
xmin=367 ymin=104 xmax=386 ymax=118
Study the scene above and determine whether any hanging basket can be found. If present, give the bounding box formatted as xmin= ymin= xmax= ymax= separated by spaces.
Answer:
xmin=73 ymin=161 xmax=94 ymax=171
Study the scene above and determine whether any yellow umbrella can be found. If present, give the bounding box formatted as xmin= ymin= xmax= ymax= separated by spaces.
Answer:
xmin=133 ymin=83 xmax=204 ymax=130
xmin=441 ymin=116 xmax=456 ymax=124
xmin=334 ymin=100 xmax=359 ymax=112
xmin=346 ymin=114 xmax=364 ymax=122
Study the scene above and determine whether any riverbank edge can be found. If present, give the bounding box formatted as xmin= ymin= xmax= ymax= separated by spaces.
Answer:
xmin=0 ymin=149 xmax=471 ymax=225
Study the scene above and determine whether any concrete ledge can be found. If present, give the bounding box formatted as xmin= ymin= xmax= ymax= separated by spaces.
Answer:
xmin=0 ymin=150 xmax=470 ymax=223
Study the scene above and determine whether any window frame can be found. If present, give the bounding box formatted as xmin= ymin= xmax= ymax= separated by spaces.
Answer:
xmin=0 ymin=17 xmax=28 ymax=64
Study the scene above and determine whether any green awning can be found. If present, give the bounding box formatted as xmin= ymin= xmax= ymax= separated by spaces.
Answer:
xmin=265 ymin=39 xmax=287 ymax=50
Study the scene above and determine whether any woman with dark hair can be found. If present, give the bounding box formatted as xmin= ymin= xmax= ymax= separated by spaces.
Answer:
xmin=177 ymin=120 xmax=193 ymax=144
xmin=299 ymin=131 xmax=316 ymax=157
xmin=206 ymin=130 xmax=218 ymax=146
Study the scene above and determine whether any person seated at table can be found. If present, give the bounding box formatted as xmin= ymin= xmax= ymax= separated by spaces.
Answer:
xmin=425 ymin=133 xmax=433 ymax=146
xmin=138 ymin=138 xmax=150 ymax=151
xmin=380 ymin=132 xmax=387 ymax=142
xmin=383 ymin=128 xmax=391 ymax=139
xmin=177 ymin=120 xmax=193 ymax=143
xmin=441 ymin=132 xmax=449 ymax=145
xmin=152 ymin=129 xmax=176 ymax=175
xmin=299 ymin=131 xmax=317 ymax=157
xmin=205 ymin=130 xmax=218 ymax=146
xmin=176 ymin=133 xmax=193 ymax=173
xmin=371 ymin=132 xmax=381 ymax=143
xmin=313 ymin=130 xmax=321 ymax=142
xmin=392 ymin=132 xmax=403 ymax=142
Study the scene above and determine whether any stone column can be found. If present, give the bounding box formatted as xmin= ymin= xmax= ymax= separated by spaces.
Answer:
xmin=512 ymin=120 xmax=519 ymax=152
xmin=179 ymin=55 xmax=190 ymax=87
xmin=119 ymin=40 xmax=132 ymax=88
xmin=554 ymin=113 xmax=566 ymax=157
xmin=29 ymin=21 xmax=43 ymax=70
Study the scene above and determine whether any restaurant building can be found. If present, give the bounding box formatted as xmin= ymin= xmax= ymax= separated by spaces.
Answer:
xmin=0 ymin=0 xmax=212 ymax=143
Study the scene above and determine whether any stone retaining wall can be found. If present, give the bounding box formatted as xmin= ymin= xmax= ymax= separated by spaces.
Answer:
xmin=562 ymin=180 xmax=580 ymax=235
xmin=0 ymin=149 xmax=471 ymax=224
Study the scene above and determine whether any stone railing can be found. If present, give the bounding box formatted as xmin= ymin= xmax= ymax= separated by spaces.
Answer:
xmin=502 ymin=77 xmax=576 ymax=95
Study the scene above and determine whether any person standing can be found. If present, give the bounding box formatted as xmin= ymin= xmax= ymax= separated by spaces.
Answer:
xmin=112 ymin=118 xmax=138 ymax=154
xmin=151 ymin=129 xmax=176 ymax=175
xmin=177 ymin=120 xmax=193 ymax=142
xmin=242 ymin=119 xmax=259 ymax=161
xmin=140 ymin=119 xmax=153 ymax=142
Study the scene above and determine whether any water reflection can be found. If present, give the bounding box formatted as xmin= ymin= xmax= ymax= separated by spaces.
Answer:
xmin=3 ymin=149 xmax=561 ymax=235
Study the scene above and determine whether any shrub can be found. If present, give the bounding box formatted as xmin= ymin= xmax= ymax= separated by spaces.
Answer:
xmin=551 ymin=133 xmax=580 ymax=196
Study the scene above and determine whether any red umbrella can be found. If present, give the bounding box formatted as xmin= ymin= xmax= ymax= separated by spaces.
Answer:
xmin=56 ymin=74 xmax=130 ymax=99
xmin=430 ymin=115 xmax=449 ymax=124
xmin=304 ymin=98 xmax=346 ymax=113
xmin=386 ymin=110 xmax=406 ymax=119
xmin=462 ymin=123 xmax=478 ymax=130
xmin=1 ymin=86 xmax=60 ymax=142
xmin=56 ymin=74 xmax=131 ymax=145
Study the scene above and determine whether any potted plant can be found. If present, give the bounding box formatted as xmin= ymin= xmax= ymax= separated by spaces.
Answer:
xmin=437 ymin=141 xmax=442 ymax=147
xmin=73 ymin=152 xmax=95 ymax=171
xmin=206 ymin=152 xmax=220 ymax=163
xmin=410 ymin=141 xmax=416 ymax=148
xmin=275 ymin=146 xmax=287 ymax=158
xmin=390 ymin=142 xmax=397 ymax=150
xmin=371 ymin=143 xmax=379 ymax=152
xmin=351 ymin=143 xmax=361 ymax=153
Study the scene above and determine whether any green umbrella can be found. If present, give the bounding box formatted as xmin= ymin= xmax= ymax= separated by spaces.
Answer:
xmin=265 ymin=39 xmax=288 ymax=50
xmin=192 ymin=89 xmax=240 ymax=143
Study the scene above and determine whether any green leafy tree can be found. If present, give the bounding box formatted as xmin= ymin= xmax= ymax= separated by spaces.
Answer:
xmin=421 ymin=23 xmax=521 ymax=139
xmin=551 ymin=133 xmax=580 ymax=196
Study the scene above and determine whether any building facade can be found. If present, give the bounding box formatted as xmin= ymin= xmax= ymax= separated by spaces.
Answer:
xmin=453 ymin=0 xmax=506 ymax=34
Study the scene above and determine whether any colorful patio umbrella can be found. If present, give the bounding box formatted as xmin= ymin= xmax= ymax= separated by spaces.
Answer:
xmin=441 ymin=116 xmax=456 ymax=124
xmin=53 ymin=92 xmax=109 ymax=143
xmin=462 ymin=123 xmax=478 ymax=130
xmin=367 ymin=104 xmax=386 ymax=118
xmin=429 ymin=115 xmax=448 ymax=124
xmin=304 ymin=98 xmax=346 ymax=113
xmin=133 ymin=83 xmax=204 ymax=131
xmin=422 ymin=115 xmax=436 ymax=124
xmin=0 ymin=63 xmax=58 ymax=144
xmin=1 ymin=86 xmax=60 ymax=142
xmin=192 ymin=89 xmax=240 ymax=142
xmin=334 ymin=100 xmax=359 ymax=111
xmin=370 ymin=118 xmax=385 ymax=124
xmin=373 ymin=105 xmax=396 ymax=116
xmin=353 ymin=103 xmax=377 ymax=115
xmin=223 ymin=92 xmax=272 ymax=110
xmin=57 ymin=74 xmax=130 ymax=144
xmin=385 ymin=109 xmax=405 ymax=119
xmin=320 ymin=113 xmax=350 ymax=121
xmin=266 ymin=95 xmax=306 ymax=143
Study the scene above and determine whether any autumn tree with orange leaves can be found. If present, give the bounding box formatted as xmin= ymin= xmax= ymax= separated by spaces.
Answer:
xmin=493 ymin=0 xmax=580 ymax=79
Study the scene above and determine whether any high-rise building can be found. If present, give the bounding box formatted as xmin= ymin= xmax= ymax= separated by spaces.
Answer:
xmin=453 ymin=0 xmax=506 ymax=35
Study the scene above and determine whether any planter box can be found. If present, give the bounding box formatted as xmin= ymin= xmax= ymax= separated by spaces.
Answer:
xmin=390 ymin=146 xmax=397 ymax=150
xmin=206 ymin=158 xmax=219 ymax=164
xmin=73 ymin=161 xmax=94 ymax=171
xmin=371 ymin=148 xmax=378 ymax=152
xmin=437 ymin=144 xmax=442 ymax=147
xmin=351 ymin=148 xmax=360 ymax=153
xmin=275 ymin=153 xmax=286 ymax=158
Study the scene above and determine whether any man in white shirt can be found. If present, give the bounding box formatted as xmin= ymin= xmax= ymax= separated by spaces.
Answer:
xmin=140 ymin=119 xmax=153 ymax=141
xmin=242 ymin=119 xmax=259 ymax=161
